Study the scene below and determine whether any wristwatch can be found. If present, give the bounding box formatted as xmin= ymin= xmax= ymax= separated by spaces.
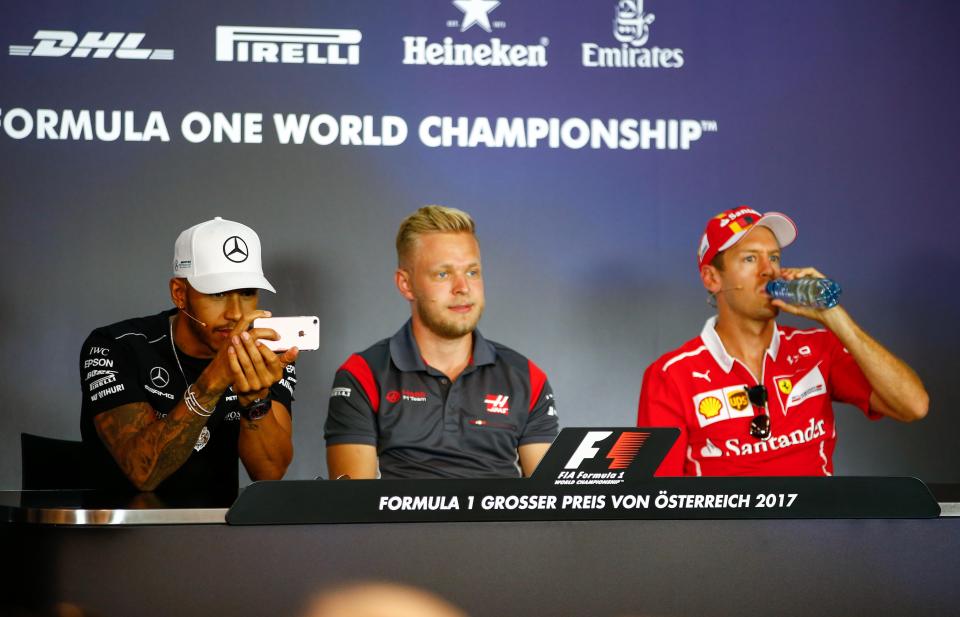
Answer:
xmin=241 ymin=397 xmax=271 ymax=421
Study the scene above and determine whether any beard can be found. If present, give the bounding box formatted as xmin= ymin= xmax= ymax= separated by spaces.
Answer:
xmin=415 ymin=300 xmax=484 ymax=339
xmin=179 ymin=303 xmax=221 ymax=357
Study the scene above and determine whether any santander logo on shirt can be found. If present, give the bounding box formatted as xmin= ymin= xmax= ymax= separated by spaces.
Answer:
xmin=721 ymin=417 xmax=827 ymax=457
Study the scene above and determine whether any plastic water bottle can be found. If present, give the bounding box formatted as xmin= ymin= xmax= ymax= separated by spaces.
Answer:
xmin=766 ymin=278 xmax=842 ymax=309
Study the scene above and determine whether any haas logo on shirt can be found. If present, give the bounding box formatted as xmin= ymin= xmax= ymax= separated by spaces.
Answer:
xmin=484 ymin=394 xmax=510 ymax=414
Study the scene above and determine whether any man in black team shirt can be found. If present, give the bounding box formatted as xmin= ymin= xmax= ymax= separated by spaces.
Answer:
xmin=80 ymin=217 xmax=298 ymax=494
xmin=324 ymin=205 xmax=559 ymax=479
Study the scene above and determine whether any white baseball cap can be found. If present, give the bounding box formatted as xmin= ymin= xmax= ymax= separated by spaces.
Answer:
xmin=172 ymin=217 xmax=275 ymax=294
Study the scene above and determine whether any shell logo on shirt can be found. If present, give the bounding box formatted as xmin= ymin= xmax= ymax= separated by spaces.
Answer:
xmin=698 ymin=396 xmax=723 ymax=419
xmin=693 ymin=385 xmax=756 ymax=428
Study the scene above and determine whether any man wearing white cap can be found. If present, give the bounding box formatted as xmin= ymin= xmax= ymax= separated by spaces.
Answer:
xmin=79 ymin=217 xmax=298 ymax=494
xmin=637 ymin=206 xmax=927 ymax=476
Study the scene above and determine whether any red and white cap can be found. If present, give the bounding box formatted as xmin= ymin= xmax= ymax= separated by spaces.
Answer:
xmin=697 ymin=206 xmax=797 ymax=270
xmin=172 ymin=217 xmax=275 ymax=294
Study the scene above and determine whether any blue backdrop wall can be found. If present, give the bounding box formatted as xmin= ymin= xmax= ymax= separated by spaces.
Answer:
xmin=2 ymin=0 xmax=957 ymax=487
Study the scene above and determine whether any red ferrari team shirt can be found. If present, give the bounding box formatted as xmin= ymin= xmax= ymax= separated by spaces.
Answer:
xmin=638 ymin=317 xmax=878 ymax=476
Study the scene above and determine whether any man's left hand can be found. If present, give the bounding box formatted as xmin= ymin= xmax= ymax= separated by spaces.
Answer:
xmin=228 ymin=327 xmax=299 ymax=408
xmin=771 ymin=266 xmax=841 ymax=325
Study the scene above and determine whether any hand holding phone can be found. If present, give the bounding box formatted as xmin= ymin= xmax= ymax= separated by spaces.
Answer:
xmin=252 ymin=316 xmax=320 ymax=351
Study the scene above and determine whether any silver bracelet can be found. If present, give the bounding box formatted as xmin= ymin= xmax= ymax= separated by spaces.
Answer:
xmin=184 ymin=385 xmax=214 ymax=417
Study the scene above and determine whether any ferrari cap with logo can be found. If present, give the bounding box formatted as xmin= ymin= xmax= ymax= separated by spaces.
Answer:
xmin=697 ymin=206 xmax=797 ymax=270
xmin=172 ymin=217 xmax=275 ymax=294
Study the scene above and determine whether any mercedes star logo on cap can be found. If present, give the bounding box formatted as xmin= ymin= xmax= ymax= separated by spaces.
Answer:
xmin=223 ymin=236 xmax=249 ymax=263
xmin=150 ymin=366 xmax=170 ymax=388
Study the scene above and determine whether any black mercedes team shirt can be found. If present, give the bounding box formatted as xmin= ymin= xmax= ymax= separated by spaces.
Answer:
xmin=79 ymin=308 xmax=296 ymax=495
xmin=324 ymin=320 xmax=560 ymax=479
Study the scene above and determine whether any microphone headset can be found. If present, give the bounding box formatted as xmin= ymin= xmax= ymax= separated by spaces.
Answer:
xmin=178 ymin=307 xmax=207 ymax=327
xmin=706 ymin=285 xmax=744 ymax=307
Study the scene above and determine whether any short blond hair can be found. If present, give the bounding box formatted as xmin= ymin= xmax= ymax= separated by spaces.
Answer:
xmin=396 ymin=205 xmax=476 ymax=266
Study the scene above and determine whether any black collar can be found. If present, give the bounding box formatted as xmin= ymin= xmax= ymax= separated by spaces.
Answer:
xmin=389 ymin=319 xmax=497 ymax=373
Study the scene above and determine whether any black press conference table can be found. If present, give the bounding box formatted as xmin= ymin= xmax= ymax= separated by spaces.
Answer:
xmin=3 ymin=481 xmax=960 ymax=617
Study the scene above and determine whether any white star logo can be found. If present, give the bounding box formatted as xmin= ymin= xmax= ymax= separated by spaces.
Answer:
xmin=453 ymin=0 xmax=501 ymax=33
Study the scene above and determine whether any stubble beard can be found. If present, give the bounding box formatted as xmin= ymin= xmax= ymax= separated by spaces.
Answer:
xmin=417 ymin=301 xmax=484 ymax=340
xmin=181 ymin=304 xmax=220 ymax=357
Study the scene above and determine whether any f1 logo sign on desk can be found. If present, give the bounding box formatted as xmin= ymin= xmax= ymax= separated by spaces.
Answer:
xmin=531 ymin=428 xmax=677 ymax=487
xmin=565 ymin=430 xmax=649 ymax=471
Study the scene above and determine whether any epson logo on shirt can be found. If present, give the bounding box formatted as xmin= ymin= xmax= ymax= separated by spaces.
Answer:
xmin=84 ymin=358 xmax=114 ymax=369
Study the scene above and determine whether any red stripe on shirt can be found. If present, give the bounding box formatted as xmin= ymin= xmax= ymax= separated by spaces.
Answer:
xmin=340 ymin=354 xmax=379 ymax=413
xmin=528 ymin=359 xmax=547 ymax=412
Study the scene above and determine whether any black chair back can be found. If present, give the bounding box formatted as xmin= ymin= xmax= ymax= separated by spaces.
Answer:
xmin=20 ymin=433 xmax=95 ymax=490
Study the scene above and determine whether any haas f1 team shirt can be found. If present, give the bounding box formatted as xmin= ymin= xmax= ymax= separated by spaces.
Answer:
xmin=324 ymin=320 xmax=559 ymax=479
xmin=638 ymin=316 xmax=878 ymax=476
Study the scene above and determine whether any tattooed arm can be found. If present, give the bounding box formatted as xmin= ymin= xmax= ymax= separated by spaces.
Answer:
xmin=93 ymin=381 xmax=223 ymax=491
xmin=91 ymin=307 xmax=296 ymax=490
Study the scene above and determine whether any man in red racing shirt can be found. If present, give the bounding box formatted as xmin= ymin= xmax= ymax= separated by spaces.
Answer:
xmin=637 ymin=206 xmax=928 ymax=476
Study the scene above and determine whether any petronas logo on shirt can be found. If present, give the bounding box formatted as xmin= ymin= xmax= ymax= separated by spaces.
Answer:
xmin=778 ymin=378 xmax=793 ymax=395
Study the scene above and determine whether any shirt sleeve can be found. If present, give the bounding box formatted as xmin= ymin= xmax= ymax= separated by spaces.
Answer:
xmin=637 ymin=361 xmax=688 ymax=476
xmin=825 ymin=332 xmax=879 ymax=420
xmin=80 ymin=330 xmax=148 ymax=417
xmin=520 ymin=367 xmax=559 ymax=445
xmin=269 ymin=361 xmax=296 ymax=413
xmin=324 ymin=363 xmax=378 ymax=447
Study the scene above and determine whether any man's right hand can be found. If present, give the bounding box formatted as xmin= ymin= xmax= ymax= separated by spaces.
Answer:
xmin=195 ymin=309 xmax=288 ymax=401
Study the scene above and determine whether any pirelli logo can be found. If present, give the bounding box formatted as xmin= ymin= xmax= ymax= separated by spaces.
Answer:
xmin=215 ymin=25 xmax=362 ymax=65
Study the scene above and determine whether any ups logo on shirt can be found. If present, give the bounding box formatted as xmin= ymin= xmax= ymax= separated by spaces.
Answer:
xmin=727 ymin=389 xmax=749 ymax=412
